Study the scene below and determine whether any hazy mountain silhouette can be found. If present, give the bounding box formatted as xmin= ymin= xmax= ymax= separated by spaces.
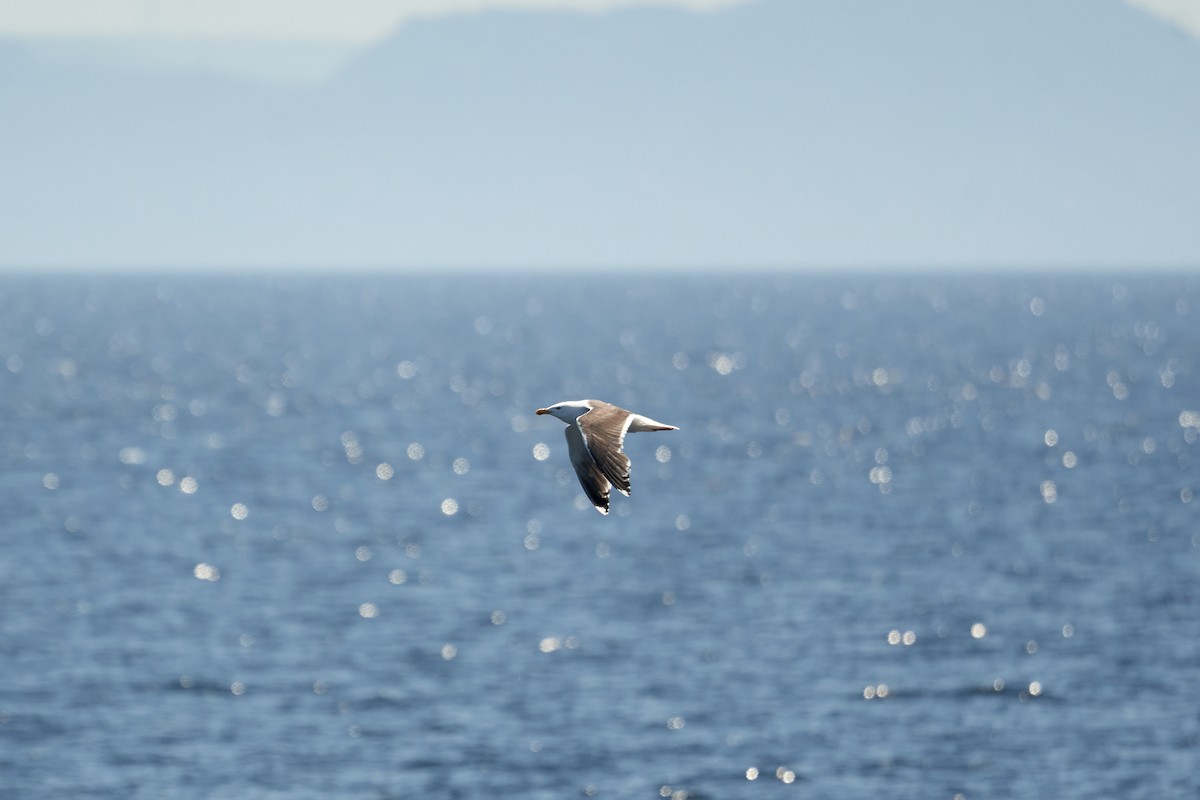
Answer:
xmin=2 ymin=0 xmax=1197 ymax=268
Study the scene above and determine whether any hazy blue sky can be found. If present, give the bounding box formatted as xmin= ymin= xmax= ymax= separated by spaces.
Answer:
xmin=1 ymin=0 xmax=1198 ymax=271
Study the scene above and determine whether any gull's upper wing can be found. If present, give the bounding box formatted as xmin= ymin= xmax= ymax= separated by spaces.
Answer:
xmin=565 ymin=422 xmax=612 ymax=514
xmin=577 ymin=404 xmax=633 ymax=497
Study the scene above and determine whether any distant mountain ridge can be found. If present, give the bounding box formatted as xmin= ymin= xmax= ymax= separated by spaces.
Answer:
xmin=1 ymin=0 xmax=1198 ymax=270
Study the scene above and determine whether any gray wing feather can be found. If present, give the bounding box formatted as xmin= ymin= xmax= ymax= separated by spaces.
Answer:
xmin=565 ymin=423 xmax=611 ymax=514
xmin=577 ymin=405 xmax=633 ymax=497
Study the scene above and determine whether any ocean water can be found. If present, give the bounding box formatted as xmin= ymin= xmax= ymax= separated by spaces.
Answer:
xmin=1 ymin=272 xmax=1198 ymax=799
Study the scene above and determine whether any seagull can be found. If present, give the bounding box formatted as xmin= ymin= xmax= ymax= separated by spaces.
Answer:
xmin=535 ymin=399 xmax=679 ymax=515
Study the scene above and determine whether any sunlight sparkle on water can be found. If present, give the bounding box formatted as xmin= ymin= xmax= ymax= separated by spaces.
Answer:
xmin=375 ymin=462 xmax=394 ymax=480
xmin=869 ymin=466 xmax=893 ymax=488
xmin=863 ymin=683 xmax=890 ymax=699
xmin=265 ymin=393 xmax=286 ymax=417
xmin=193 ymin=563 xmax=220 ymax=581
xmin=340 ymin=432 xmax=363 ymax=464
xmin=118 ymin=447 xmax=147 ymax=465
xmin=230 ymin=503 xmax=248 ymax=520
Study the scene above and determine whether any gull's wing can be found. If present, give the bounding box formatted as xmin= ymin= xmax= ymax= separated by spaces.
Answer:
xmin=577 ymin=404 xmax=633 ymax=497
xmin=565 ymin=422 xmax=612 ymax=514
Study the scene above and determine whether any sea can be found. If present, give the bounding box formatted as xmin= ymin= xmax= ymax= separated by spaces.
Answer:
xmin=1 ymin=272 xmax=1198 ymax=799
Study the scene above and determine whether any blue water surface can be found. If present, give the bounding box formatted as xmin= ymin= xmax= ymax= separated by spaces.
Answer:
xmin=2 ymin=272 xmax=1198 ymax=799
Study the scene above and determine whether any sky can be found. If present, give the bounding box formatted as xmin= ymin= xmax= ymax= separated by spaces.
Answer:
xmin=1 ymin=0 xmax=1199 ymax=271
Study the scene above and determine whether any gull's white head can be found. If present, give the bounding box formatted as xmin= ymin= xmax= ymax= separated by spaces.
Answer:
xmin=535 ymin=400 xmax=591 ymax=423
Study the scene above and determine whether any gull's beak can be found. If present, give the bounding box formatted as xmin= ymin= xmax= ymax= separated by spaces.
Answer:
xmin=535 ymin=408 xmax=550 ymax=415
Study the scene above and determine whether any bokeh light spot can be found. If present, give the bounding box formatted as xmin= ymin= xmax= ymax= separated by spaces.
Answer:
xmin=193 ymin=563 xmax=220 ymax=582
xmin=118 ymin=447 xmax=147 ymax=465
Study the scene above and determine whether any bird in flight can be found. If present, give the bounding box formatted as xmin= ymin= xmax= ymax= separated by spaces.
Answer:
xmin=535 ymin=399 xmax=678 ymax=514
